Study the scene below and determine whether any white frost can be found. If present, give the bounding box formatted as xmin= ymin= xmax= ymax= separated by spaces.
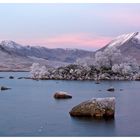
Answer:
xmin=0 ymin=40 xmax=23 ymax=49
xmin=107 ymin=32 xmax=138 ymax=48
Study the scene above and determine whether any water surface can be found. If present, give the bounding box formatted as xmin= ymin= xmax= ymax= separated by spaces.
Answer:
xmin=0 ymin=72 xmax=140 ymax=136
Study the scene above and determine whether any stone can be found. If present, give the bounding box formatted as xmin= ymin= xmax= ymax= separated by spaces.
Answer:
xmin=107 ymin=87 xmax=115 ymax=92
xmin=18 ymin=77 xmax=23 ymax=79
xmin=70 ymin=69 xmax=74 ymax=74
xmin=0 ymin=86 xmax=11 ymax=90
xmin=54 ymin=91 xmax=72 ymax=99
xmin=69 ymin=97 xmax=115 ymax=119
xmin=18 ymin=77 xmax=32 ymax=80
xmin=0 ymin=77 xmax=4 ymax=79
xmin=95 ymin=81 xmax=100 ymax=84
xmin=9 ymin=76 xmax=14 ymax=79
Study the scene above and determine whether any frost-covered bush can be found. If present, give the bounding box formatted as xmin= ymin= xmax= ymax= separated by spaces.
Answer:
xmin=123 ymin=56 xmax=139 ymax=73
xmin=94 ymin=51 xmax=109 ymax=69
xmin=30 ymin=63 xmax=41 ymax=78
xmin=94 ymin=47 xmax=139 ymax=78
xmin=30 ymin=46 xmax=140 ymax=80
xmin=112 ymin=63 xmax=132 ymax=75
xmin=112 ymin=57 xmax=139 ymax=76
xmin=30 ymin=63 xmax=49 ymax=79
xmin=94 ymin=47 xmax=122 ymax=69
xmin=75 ymin=57 xmax=95 ymax=67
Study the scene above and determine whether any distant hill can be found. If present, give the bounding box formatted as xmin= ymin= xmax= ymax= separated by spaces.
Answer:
xmin=0 ymin=40 xmax=94 ymax=71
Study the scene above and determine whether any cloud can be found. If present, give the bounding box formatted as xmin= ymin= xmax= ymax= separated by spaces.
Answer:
xmin=21 ymin=33 xmax=112 ymax=50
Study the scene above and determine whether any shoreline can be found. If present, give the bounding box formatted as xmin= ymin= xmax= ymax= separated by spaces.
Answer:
xmin=0 ymin=70 xmax=29 ymax=72
xmin=0 ymin=71 xmax=140 ymax=81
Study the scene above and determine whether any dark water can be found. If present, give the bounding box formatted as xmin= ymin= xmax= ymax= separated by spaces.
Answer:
xmin=0 ymin=72 xmax=140 ymax=136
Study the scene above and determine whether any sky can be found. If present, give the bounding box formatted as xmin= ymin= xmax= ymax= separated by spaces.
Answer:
xmin=0 ymin=3 xmax=140 ymax=51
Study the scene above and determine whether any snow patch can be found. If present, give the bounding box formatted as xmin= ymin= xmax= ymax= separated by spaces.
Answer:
xmin=0 ymin=40 xmax=23 ymax=49
xmin=107 ymin=32 xmax=139 ymax=48
xmin=133 ymin=33 xmax=140 ymax=44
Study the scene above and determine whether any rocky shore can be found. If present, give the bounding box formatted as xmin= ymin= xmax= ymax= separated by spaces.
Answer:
xmin=30 ymin=64 xmax=140 ymax=81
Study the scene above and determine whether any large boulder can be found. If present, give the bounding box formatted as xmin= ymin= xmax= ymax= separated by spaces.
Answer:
xmin=69 ymin=97 xmax=115 ymax=119
xmin=54 ymin=91 xmax=72 ymax=99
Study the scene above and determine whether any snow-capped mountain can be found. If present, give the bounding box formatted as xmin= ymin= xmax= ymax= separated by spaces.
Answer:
xmin=97 ymin=32 xmax=140 ymax=63
xmin=0 ymin=40 xmax=93 ymax=71
xmin=106 ymin=32 xmax=139 ymax=48
xmin=1 ymin=40 xmax=24 ymax=49
xmin=1 ymin=32 xmax=140 ymax=71
xmin=0 ymin=40 xmax=93 ymax=62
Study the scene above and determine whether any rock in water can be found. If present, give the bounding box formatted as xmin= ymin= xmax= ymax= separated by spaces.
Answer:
xmin=0 ymin=86 xmax=11 ymax=90
xmin=18 ymin=77 xmax=23 ymax=79
xmin=95 ymin=81 xmax=100 ymax=84
xmin=107 ymin=87 xmax=115 ymax=92
xmin=54 ymin=91 xmax=72 ymax=99
xmin=9 ymin=76 xmax=14 ymax=79
xmin=0 ymin=77 xmax=4 ymax=79
xmin=69 ymin=97 xmax=115 ymax=119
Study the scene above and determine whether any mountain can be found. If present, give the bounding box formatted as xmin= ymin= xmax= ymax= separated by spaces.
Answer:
xmin=97 ymin=32 xmax=140 ymax=63
xmin=0 ymin=40 xmax=94 ymax=71
xmin=1 ymin=32 xmax=140 ymax=71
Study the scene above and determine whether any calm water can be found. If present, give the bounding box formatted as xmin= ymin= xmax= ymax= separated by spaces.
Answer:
xmin=0 ymin=72 xmax=140 ymax=136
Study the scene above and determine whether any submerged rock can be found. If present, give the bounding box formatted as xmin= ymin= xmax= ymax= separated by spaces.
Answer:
xmin=9 ymin=76 xmax=14 ymax=79
xmin=69 ymin=97 xmax=115 ymax=119
xmin=18 ymin=77 xmax=32 ymax=80
xmin=54 ymin=91 xmax=72 ymax=99
xmin=0 ymin=86 xmax=11 ymax=90
xmin=0 ymin=77 xmax=4 ymax=79
xmin=18 ymin=77 xmax=24 ymax=79
xmin=95 ymin=81 xmax=100 ymax=84
xmin=107 ymin=87 xmax=115 ymax=92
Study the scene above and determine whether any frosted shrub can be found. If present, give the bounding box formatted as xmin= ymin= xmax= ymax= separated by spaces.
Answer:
xmin=112 ymin=64 xmax=120 ymax=73
xmin=30 ymin=63 xmax=49 ymax=79
xmin=75 ymin=57 xmax=95 ymax=67
xmin=38 ymin=66 xmax=49 ymax=79
xmin=30 ymin=46 xmax=140 ymax=80
xmin=30 ymin=63 xmax=40 ymax=78
xmin=95 ymin=47 xmax=122 ymax=69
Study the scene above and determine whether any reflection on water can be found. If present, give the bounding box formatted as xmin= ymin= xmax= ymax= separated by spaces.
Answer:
xmin=69 ymin=117 xmax=116 ymax=136
xmin=0 ymin=72 xmax=140 ymax=136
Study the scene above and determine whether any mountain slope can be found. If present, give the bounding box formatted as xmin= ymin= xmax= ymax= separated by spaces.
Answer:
xmin=1 ymin=32 xmax=140 ymax=71
xmin=0 ymin=40 xmax=94 ymax=63
xmin=0 ymin=40 xmax=94 ymax=71
xmin=96 ymin=32 xmax=140 ymax=63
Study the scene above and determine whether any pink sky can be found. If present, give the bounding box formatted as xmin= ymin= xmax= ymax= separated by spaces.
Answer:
xmin=0 ymin=4 xmax=139 ymax=51
xmin=18 ymin=33 xmax=113 ymax=50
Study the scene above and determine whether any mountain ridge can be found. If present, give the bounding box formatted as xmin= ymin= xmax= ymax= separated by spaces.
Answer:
xmin=0 ymin=32 xmax=140 ymax=71
xmin=0 ymin=40 xmax=94 ymax=71
xmin=96 ymin=32 xmax=140 ymax=63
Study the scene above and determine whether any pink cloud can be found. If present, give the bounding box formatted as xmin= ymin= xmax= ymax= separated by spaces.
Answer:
xmin=20 ymin=33 xmax=112 ymax=50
